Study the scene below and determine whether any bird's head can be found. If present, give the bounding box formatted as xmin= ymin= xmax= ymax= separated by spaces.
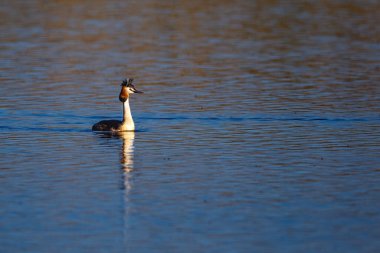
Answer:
xmin=119 ymin=78 xmax=143 ymax=102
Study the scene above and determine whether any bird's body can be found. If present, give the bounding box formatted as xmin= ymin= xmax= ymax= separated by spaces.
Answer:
xmin=92 ymin=78 xmax=142 ymax=132
xmin=92 ymin=120 xmax=122 ymax=132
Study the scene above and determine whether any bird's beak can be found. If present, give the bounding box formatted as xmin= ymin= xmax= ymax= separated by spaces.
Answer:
xmin=133 ymin=89 xmax=144 ymax=94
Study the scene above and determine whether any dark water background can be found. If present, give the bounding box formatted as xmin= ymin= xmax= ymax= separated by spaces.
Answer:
xmin=1 ymin=1 xmax=379 ymax=252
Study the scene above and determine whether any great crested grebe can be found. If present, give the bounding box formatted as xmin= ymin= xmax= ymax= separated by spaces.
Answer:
xmin=92 ymin=78 xmax=143 ymax=132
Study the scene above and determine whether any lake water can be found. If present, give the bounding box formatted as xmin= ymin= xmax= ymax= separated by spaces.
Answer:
xmin=1 ymin=1 xmax=379 ymax=252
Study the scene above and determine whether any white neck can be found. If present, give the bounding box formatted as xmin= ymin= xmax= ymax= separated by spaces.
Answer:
xmin=120 ymin=99 xmax=135 ymax=131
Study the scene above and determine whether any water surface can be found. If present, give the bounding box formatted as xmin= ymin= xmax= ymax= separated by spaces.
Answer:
xmin=1 ymin=1 xmax=379 ymax=252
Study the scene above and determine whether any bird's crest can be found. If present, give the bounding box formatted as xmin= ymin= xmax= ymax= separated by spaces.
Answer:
xmin=121 ymin=78 xmax=134 ymax=87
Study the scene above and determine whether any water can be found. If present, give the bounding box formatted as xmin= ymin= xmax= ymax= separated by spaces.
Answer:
xmin=1 ymin=1 xmax=379 ymax=252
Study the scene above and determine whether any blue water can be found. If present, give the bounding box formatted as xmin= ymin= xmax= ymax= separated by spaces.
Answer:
xmin=1 ymin=1 xmax=380 ymax=252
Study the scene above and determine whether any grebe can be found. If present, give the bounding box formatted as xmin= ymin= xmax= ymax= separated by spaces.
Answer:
xmin=92 ymin=78 xmax=143 ymax=132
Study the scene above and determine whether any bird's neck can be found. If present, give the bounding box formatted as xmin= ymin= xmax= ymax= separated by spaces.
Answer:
xmin=120 ymin=99 xmax=135 ymax=131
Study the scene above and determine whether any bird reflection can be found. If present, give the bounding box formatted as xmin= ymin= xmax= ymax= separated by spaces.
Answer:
xmin=99 ymin=131 xmax=135 ymax=251
xmin=117 ymin=131 xmax=135 ymax=250
xmin=94 ymin=131 xmax=135 ymax=190
xmin=119 ymin=131 xmax=135 ymax=192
